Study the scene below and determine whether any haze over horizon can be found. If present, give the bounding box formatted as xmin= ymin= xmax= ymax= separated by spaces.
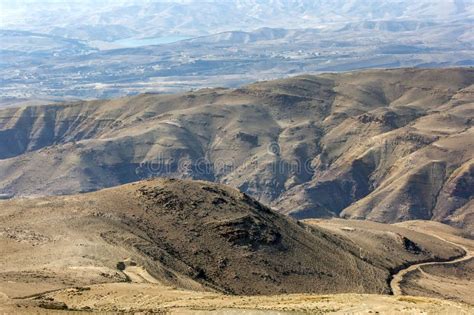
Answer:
xmin=1 ymin=0 xmax=473 ymax=36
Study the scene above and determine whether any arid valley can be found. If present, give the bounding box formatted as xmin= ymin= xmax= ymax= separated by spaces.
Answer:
xmin=0 ymin=68 xmax=473 ymax=314
xmin=0 ymin=1 xmax=473 ymax=314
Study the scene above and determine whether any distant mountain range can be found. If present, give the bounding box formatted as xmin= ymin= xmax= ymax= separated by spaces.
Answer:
xmin=1 ymin=0 xmax=473 ymax=40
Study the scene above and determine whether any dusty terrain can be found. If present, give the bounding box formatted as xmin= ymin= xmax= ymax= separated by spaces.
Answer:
xmin=0 ymin=179 xmax=473 ymax=313
xmin=0 ymin=179 xmax=391 ymax=298
xmin=305 ymin=219 xmax=474 ymax=305
xmin=2 ymin=287 xmax=472 ymax=314
xmin=0 ymin=68 xmax=473 ymax=231
xmin=392 ymin=221 xmax=474 ymax=305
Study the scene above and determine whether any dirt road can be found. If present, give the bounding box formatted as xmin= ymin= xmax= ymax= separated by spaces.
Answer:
xmin=390 ymin=235 xmax=473 ymax=295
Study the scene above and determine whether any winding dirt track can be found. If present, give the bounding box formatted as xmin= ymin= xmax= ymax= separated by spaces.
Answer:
xmin=390 ymin=235 xmax=473 ymax=296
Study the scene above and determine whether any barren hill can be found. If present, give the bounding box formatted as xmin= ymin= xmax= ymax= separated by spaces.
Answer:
xmin=0 ymin=179 xmax=466 ymax=300
xmin=0 ymin=68 xmax=473 ymax=229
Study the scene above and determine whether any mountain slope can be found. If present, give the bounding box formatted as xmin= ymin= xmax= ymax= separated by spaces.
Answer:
xmin=0 ymin=178 xmax=465 ymax=299
xmin=0 ymin=68 xmax=472 ymax=229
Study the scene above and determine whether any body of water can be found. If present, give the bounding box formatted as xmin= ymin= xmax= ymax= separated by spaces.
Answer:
xmin=113 ymin=36 xmax=191 ymax=48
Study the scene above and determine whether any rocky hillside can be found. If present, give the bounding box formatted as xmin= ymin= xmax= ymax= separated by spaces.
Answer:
xmin=0 ymin=68 xmax=472 ymax=229
xmin=0 ymin=179 xmax=464 ymax=298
